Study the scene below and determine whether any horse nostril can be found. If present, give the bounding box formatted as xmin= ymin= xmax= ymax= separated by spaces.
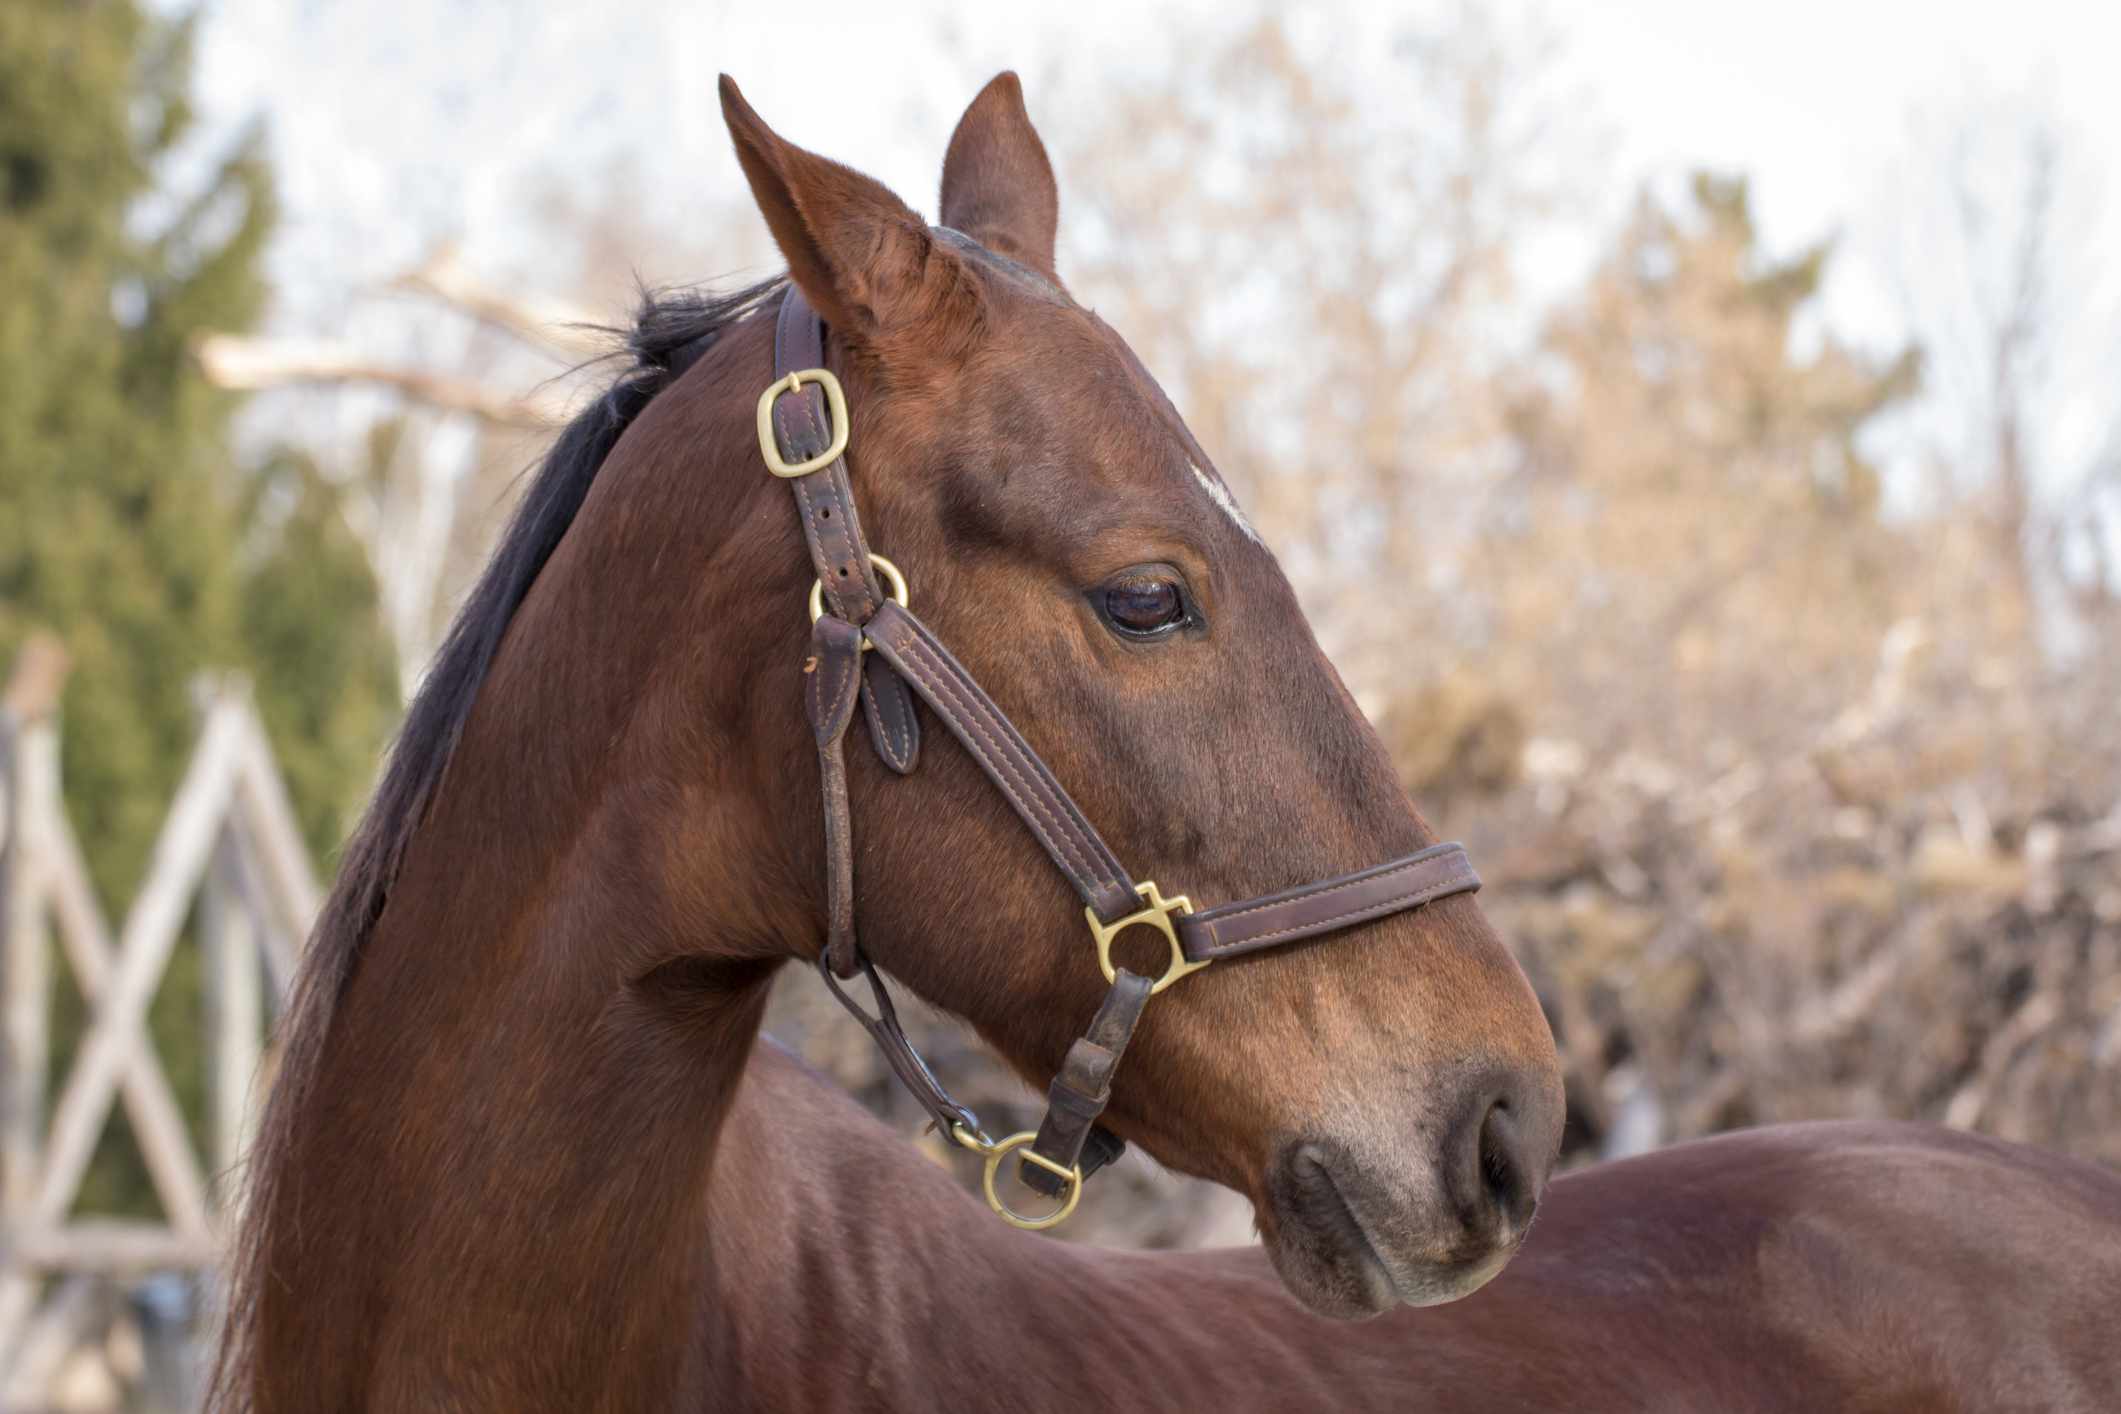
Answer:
xmin=1446 ymin=1081 xmax=1547 ymax=1239
xmin=1477 ymin=1099 xmax=1537 ymax=1232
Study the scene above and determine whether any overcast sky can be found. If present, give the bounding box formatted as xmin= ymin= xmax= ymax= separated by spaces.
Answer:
xmin=182 ymin=0 xmax=2118 ymax=508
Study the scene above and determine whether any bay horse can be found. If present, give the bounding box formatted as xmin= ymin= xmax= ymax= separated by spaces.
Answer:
xmin=216 ymin=74 xmax=1570 ymax=1409
xmin=219 ymin=72 xmax=2121 ymax=1413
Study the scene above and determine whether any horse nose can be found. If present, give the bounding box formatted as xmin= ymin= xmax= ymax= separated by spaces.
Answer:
xmin=1444 ymin=1072 xmax=1556 ymax=1240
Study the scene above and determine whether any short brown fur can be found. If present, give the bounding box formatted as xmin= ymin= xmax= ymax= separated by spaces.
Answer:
xmin=710 ymin=1038 xmax=2121 ymax=1412
xmin=215 ymin=74 xmax=2119 ymax=1413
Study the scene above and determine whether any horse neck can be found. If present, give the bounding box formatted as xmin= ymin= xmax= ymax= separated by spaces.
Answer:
xmin=254 ymin=319 xmax=817 ymax=1410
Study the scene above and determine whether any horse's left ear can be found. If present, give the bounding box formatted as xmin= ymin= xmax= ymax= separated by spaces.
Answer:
xmin=939 ymin=72 xmax=1060 ymax=281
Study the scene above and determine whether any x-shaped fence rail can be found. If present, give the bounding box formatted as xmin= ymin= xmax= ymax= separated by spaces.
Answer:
xmin=0 ymin=637 xmax=318 ymax=1401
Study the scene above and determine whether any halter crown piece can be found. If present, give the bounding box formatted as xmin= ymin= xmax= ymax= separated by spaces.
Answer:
xmin=763 ymin=287 xmax=1482 ymax=1228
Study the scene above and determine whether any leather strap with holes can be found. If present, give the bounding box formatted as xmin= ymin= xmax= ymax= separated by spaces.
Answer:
xmin=772 ymin=290 xmax=921 ymax=776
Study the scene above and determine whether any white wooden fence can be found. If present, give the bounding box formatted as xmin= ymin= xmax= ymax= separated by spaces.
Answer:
xmin=0 ymin=636 xmax=316 ymax=1405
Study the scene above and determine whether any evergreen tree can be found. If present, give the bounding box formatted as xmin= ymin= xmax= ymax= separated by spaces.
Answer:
xmin=1 ymin=3 xmax=261 ymax=899
xmin=0 ymin=2 xmax=395 ymax=1215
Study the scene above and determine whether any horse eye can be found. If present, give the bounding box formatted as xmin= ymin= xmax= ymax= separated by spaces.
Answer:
xmin=1100 ymin=576 xmax=1189 ymax=637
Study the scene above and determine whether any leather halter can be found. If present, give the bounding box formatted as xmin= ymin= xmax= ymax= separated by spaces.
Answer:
xmin=764 ymin=287 xmax=1482 ymax=1228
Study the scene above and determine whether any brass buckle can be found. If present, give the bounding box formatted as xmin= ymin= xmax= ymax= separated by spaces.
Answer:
xmin=807 ymin=553 xmax=909 ymax=645
xmin=952 ymin=1125 xmax=1082 ymax=1230
xmin=757 ymin=368 xmax=850 ymax=478
xmin=1085 ymin=881 xmax=1208 ymax=995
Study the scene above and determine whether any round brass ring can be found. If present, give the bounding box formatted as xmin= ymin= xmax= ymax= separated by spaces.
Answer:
xmin=979 ymin=1131 xmax=1082 ymax=1231
xmin=808 ymin=553 xmax=909 ymax=627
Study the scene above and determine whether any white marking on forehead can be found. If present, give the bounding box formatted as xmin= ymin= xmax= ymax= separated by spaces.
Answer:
xmin=1189 ymin=461 xmax=1262 ymax=545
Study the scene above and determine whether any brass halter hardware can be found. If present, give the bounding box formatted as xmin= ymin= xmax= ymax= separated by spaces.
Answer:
xmin=1086 ymin=881 xmax=1210 ymax=995
xmin=761 ymin=289 xmax=1485 ymax=1236
xmin=953 ymin=1126 xmax=1084 ymax=1231
xmin=808 ymin=552 xmax=908 ymax=631
xmin=757 ymin=367 xmax=850 ymax=477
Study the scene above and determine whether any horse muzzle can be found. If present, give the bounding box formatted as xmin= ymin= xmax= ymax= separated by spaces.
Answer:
xmin=1260 ymin=1064 xmax=1558 ymax=1318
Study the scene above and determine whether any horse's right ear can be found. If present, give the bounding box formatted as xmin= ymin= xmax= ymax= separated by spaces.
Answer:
xmin=718 ymin=75 xmax=961 ymax=341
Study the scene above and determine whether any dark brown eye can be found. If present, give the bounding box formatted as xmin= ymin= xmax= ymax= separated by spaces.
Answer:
xmin=1100 ymin=576 xmax=1189 ymax=637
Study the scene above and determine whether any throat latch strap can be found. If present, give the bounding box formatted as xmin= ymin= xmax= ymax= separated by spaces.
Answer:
xmin=816 ymin=952 xmax=981 ymax=1140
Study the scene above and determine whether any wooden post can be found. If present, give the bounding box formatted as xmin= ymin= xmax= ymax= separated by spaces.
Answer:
xmin=202 ymin=828 xmax=262 ymax=1192
xmin=0 ymin=710 xmax=36 ymax=1222
xmin=0 ymin=635 xmax=69 ymax=1375
xmin=2 ymin=636 xmax=68 ymax=1221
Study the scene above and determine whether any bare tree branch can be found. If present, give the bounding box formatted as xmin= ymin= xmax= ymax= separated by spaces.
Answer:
xmin=388 ymin=244 xmax=606 ymax=359
xmin=191 ymin=333 xmax=567 ymax=427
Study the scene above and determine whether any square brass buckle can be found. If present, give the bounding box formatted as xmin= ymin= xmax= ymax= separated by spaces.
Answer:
xmin=756 ymin=367 xmax=850 ymax=478
xmin=1085 ymin=881 xmax=1208 ymax=995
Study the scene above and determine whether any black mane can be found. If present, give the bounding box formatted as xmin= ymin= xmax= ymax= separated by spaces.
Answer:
xmin=322 ymin=275 xmax=785 ymax=991
xmin=212 ymin=275 xmax=786 ymax=1411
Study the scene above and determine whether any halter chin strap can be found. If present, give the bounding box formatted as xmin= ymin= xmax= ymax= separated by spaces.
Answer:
xmin=767 ymin=286 xmax=1482 ymax=1228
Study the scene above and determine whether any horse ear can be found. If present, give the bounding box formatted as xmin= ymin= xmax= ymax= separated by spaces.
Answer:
xmin=718 ymin=75 xmax=956 ymax=339
xmin=939 ymin=72 xmax=1059 ymax=281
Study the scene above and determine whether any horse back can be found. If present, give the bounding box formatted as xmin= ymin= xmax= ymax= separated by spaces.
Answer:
xmin=1429 ymin=1121 xmax=2121 ymax=1413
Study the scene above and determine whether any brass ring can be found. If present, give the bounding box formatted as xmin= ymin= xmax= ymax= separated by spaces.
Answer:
xmin=808 ymin=553 xmax=909 ymax=627
xmin=977 ymin=1131 xmax=1083 ymax=1231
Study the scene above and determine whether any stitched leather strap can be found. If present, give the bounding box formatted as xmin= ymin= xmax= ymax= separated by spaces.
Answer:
xmin=1176 ymin=841 xmax=1479 ymax=961
xmin=770 ymin=285 xmax=1488 ymax=1230
xmin=1020 ymin=969 xmax=1153 ymax=1196
xmin=771 ymin=292 xmax=921 ymax=775
xmin=864 ymin=600 xmax=1142 ymax=923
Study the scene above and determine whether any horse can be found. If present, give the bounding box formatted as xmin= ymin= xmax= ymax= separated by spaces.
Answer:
xmin=214 ymin=73 xmax=1569 ymax=1410
xmin=714 ymin=1036 xmax=2121 ymax=1412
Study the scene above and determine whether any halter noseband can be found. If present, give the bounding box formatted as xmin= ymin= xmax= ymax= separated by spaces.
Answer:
xmin=765 ymin=287 xmax=1481 ymax=1229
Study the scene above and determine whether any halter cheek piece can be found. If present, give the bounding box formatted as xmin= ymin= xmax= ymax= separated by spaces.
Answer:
xmin=765 ymin=287 xmax=1482 ymax=1230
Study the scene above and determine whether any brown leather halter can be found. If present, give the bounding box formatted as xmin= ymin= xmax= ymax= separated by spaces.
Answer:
xmin=764 ymin=287 xmax=1482 ymax=1228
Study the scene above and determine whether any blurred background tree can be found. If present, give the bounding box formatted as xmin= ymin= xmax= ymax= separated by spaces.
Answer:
xmin=0 ymin=0 xmax=394 ymax=1217
xmin=1473 ymin=173 xmax=1926 ymax=767
xmin=1060 ymin=12 xmax=1572 ymax=672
